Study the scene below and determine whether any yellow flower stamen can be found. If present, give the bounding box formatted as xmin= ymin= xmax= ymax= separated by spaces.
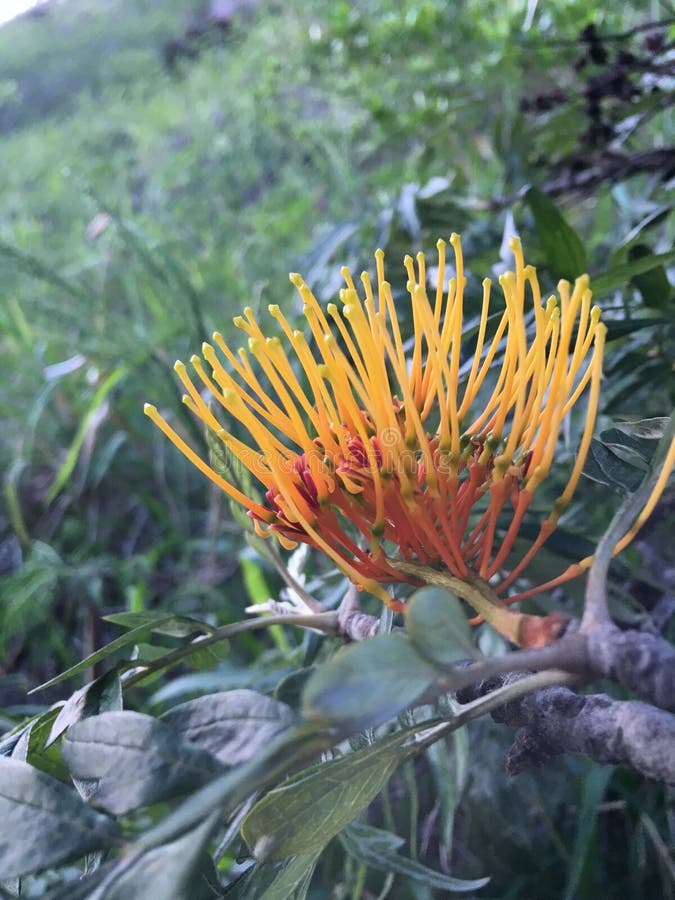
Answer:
xmin=146 ymin=234 xmax=672 ymax=619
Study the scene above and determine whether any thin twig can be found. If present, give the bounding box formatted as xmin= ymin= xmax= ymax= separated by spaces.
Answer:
xmin=121 ymin=611 xmax=340 ymax=688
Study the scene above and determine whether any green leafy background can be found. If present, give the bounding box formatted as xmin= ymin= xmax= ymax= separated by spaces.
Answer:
xmin=0 ymin=1 xmax=673 ymax=897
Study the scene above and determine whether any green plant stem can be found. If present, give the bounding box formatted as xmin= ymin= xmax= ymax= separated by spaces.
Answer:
xmin=412 ymin=668 xmax=580 ymax=754
xmin=388 ymin=559 xmax=527 ymax=643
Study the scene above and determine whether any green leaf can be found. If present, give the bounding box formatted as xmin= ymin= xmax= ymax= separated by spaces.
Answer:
xmin=103 ymin=610 xmax=214 ymax=638
xmin=302 ymin=633 xmax=436 ymax=732
xmin=233 ymin=851 xmax=323 ymax=900
xmin=160 ymin=689 xmax=297 ymax=766
xmin=590 ymin=248 xmax=675 ymax=299
xmin=524 ymin=187 xmax=587 ymax=279
xmin=93 ymin=813 xmax=221 ymax=900
xmin=274 ymin=667 xmax=316 ymax=711
xmin=46 ymin=668 xmax=122 ymax=747
xmin=426 ymin=726 xmax=469 ymax=848
xmin=8 ymin=708 xmax=68 ymax=781
xmin=405 ymin=586 xmax=477 ymax=667
xmin=563 ymin=767 xmax=613 ymax=900
xmin=0 ymin=758 xmax=121 ymax=879
xmin=613 ymin=417 xmax=670 ymax=441
xmin=136 ymin=725 xmax=327 ymax=852
xmin=61 ymin=711 xmax=224 ymax=815
xmin=582 ymin=440 xmax=645 ymax=496
xmin=602 ymin=316 xmax=671 ymax=342
xmin=628 ymin=244 xmax=673 ymax=309
xmin=46 ymin=365 xmax=128 ymax=502
xmin=340 ymin=821 xmax=490 ymax=892
xmin=596 ymin=420 xmax=668 ymax=479
xmin=241 ymin=732 xmax=412 ymax=860
xmin=29 ymin=617 xmax=176 ymax=693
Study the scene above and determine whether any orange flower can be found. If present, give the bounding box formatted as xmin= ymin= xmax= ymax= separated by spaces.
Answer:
xmin=146 ymin=235 xmax=629 ymax=611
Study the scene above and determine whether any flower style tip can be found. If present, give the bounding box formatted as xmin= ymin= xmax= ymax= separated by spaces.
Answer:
xmin=145 ymin=236 xmax=667 ymax=623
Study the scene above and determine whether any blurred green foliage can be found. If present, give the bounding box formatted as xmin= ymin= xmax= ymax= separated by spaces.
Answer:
xmin=0 ymin=0 xmax=673 ymax=896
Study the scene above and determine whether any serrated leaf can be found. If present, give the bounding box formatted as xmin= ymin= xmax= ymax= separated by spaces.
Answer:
xmin=103 ymin=610 xmax=213 ymax=638
xmin=160 ymin=689 xmax=297 ymax=766
xmin=405 ymin=586 xmax=478 ymax=667
xmin=0 ymin=758 xmax=121 ymax=879
xmin=524 ymin=187 xmax=587 ymax=279
xmin=340 ymin=821 xmax=489 ymax=892
xmin=46 ymin=668 xmax=122 ymax=748
xmin=241 ymin=733 xmax=411 ymax=860
xmin=302 ymin=633 xmax=436 ymax=732
xmin=61 ymin=711 xmax=225 ymax=815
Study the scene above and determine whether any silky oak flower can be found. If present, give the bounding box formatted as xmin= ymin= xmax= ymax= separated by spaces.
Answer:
xmin=145 ymin=235 xmax=668 ymax=629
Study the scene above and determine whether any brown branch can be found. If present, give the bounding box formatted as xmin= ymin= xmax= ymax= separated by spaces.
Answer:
xmin=337 ymin=583 xmax=381 ymax=641
xmin=477 ymin=675 xmax=675 ymax=784
xmin=588 ymin=623 xmax=675 ymax=712
xmin=484 ymin=148 xmax=675 ymax=210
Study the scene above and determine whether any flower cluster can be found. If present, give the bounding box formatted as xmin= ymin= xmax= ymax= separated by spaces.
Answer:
xmin=146 ymin=235 xmax=611 ymax=608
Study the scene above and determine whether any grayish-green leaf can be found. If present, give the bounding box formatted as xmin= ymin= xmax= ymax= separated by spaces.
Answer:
xmin=273 ymin=667 xmax=316 ymax=711
xmin=426 ymin=725 xmax=469 ymax=848
xmin=524 ymin=187 xmax=587 ymax=279
xmin=90 ymin=813 xmax=221 ymax=900
xmin=405 ymin=586 xmax=477 ymax=667
xmin=582 ymin=440 xmax=644 ymax=496
xmin=614 ymin=417 xmax=670 ymax=441
xmin=340 ymin=821 xmax=489 ymax=892
xmin=627 ymin=243 xmax=673 ymax=309
xmin=241 ymin=732 xmax=412 ymax=861
xmin=563 ymin=767 xmax=613 ymax=900
xmin=0 ymin=758 xmax=121 ymax=879
xmin=160 ymin=689 xmax=297 ymax=766
xmin=302 ymin=633 xmax=436 ymax=732
xmin=61 ymin=711 xmax=224 ymax=815
xmin=235 ymin=851 xmax=323 ymax=900
xmin=136 ymin=725 xmax=327 ymax=852
xmin=46 ymin=668 xmax=122 ymax=748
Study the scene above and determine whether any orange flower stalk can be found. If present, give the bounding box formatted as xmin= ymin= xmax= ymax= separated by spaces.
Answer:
xmin=146 ymin=234 xmax=655 ymax=633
